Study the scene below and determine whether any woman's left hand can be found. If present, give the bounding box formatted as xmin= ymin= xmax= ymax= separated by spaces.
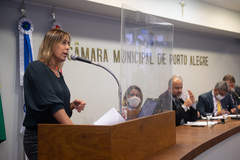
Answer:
xmin=71 ymin=99 xmax=86 ymax=113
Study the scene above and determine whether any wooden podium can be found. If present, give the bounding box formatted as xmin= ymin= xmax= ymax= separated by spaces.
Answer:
xmin=38 ymin=111 xmax=176 ymax=160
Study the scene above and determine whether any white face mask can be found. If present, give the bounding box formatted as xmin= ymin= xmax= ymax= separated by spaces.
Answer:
xmin=216 ymin=94 xmax=225 ymax=100
xmin=127 ymin=96 xmax=141 ymax=108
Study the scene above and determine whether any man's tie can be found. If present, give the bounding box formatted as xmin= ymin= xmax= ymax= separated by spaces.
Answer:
xmin=175 ymin=99 xmax=180 ymax=109
xmin=217 ymin=100 xmax=221 ymax=112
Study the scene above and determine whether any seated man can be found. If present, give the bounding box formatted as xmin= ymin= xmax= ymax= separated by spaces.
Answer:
xmin=223 ymin=75 xmax=240 ymax=108
xmin=197 ymin=81 xmax=236 ymax=117
xmin=156 ymin=75 xmax=198 ymax=126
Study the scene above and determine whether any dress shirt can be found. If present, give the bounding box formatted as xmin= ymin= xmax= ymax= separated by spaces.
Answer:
xmin=179 ymin=92 xmax=197 ymax=111
xmin=173 ymin=96 xmax=196 ymax=112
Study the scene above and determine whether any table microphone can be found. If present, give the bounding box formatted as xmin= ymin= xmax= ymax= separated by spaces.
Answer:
xmin=231 ymin=88 xmax=240 ymax=120
xmin=231 ymin=88 xmax=240 ymax=99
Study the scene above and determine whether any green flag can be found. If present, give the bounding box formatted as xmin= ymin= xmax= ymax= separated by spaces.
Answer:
xmin=0 ymin=92 xmax=6 ymax=143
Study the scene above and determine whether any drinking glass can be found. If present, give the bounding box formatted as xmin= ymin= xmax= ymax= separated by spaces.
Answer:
xmin=206 ymin=113 xmax=212 ymax=126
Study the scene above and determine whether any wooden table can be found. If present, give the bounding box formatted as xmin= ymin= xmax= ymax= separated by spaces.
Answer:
xmin=144 ymin=117 xmax=240 ymax=160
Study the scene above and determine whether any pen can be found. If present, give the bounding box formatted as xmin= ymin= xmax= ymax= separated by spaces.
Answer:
xmin=191 ymin=125 xmax=205 ymax=127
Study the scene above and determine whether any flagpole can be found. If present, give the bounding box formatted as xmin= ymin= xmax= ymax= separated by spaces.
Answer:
xmin=0 ymin=83 xmax=6 ymax=143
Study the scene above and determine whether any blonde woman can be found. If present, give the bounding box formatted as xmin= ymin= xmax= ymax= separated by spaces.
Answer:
xmin=23 ymin=29 xmax=86 ymax=160
xmin=122 ymin=85 xmax=143 ymax=119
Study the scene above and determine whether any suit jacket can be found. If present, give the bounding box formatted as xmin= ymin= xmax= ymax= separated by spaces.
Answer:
xmin=156 ymin=90 xmax=198 ymax=126
xmin=231 ymin=85 xmax=240 ymax=105
xmin=197 ymin=90 xmax=234 ymax=117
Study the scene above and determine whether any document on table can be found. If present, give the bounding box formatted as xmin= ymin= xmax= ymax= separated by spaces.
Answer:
xmin=227 ymin=114 xmax=240 ymax=118
xmin=93 ymin=107 xmax=126 ymax=125
xmin=184 ymin=121 xmax=218 ymax=126
xmin=201 ymin=114 xmax=240 ymax=120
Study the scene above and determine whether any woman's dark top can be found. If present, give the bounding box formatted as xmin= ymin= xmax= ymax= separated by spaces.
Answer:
xmin=23 ymin=60 xmax=72 ymax=129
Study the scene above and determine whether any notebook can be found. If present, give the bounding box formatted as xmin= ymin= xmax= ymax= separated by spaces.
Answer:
xmin=137 ymin=98 xmax=159 ymax=118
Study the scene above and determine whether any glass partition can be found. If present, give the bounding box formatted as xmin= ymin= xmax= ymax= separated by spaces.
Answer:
xmin=120 ymin=5 xmax=173 ymax=119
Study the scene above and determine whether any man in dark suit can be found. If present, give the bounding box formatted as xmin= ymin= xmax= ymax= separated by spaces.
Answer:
xmin=197 ymin=81 xmax=236 ymax=117
xmin=223 ymin=75 xmax=240 ymax=109
xmin=156 ymin=75 xmax=198 ymax=126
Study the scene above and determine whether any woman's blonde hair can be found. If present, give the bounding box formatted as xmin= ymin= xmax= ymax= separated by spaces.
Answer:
xmin=37 ymin=29 xmax=71 ymax=70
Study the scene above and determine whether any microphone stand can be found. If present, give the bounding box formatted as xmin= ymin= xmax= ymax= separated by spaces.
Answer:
xmin=91 ymin=63 xmax=123 ymax=115
xmin=70 ymin=54 xmax=122 ymax=115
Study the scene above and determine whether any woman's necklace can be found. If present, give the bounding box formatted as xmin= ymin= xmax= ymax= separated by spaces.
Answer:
xmin=48 ymin=65 xmax=60 ymax=77
xmin=53 ymin=69 xmax=60 ymax=77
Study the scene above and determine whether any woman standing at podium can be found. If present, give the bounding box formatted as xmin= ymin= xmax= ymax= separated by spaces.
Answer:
xmin=121 ymin=85 xmax=143 ymax=119
xmin=23 ymin=29 xmax=86 ymax=160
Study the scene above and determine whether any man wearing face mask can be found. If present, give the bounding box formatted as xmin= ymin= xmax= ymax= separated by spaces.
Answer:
xmin=156 ymin=75 xmax=198 ymax=126
xmin=197 ymin=81 xmax=236 ymax=117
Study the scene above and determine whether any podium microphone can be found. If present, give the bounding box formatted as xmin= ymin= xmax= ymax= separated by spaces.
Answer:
xmin=70 ymin=54 xmax=123 ymax=115
xmin=230 ymin=88 xmax=240 ymax=120
xmin=70 ymin=54 xmax=92 ymax=64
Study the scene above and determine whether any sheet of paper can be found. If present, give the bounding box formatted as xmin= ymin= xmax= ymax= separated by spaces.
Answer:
xmin=227 ymin=114 xmax=240 ymax=117
xmin=201 ymin=114 xmax=240 ymax=120
xmin=201 ymin=115 xmax=228 ymax=120
xmin=93 ymin=107 xmax=125 ymax=125
xmin=184 ymin=121 xmax=218 ymax=126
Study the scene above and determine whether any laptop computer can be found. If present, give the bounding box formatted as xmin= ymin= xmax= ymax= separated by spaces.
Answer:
xmin=137 ymin=98 xmax=159 ymax=118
